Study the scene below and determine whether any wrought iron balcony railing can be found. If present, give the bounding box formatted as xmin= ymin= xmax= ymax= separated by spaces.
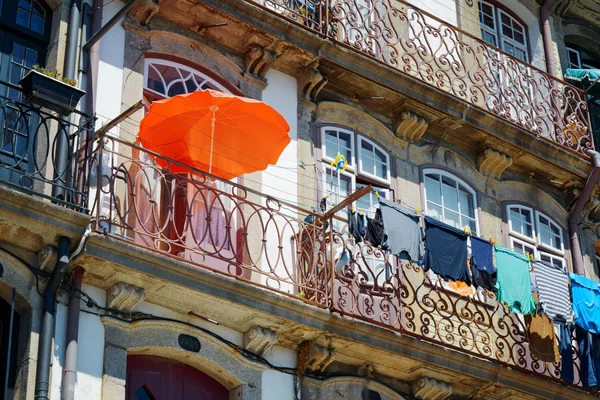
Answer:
xmin=0 ymin=81 xmax=94 ymax=211
xmin=248 ymin=0 xmax=593 ymax=156
xmin=94 ymin=133 xmax=595 ymax=395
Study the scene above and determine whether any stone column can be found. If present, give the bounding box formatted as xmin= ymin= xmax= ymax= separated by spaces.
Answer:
xmin=101 ymin=346 xmax=127 ymax=400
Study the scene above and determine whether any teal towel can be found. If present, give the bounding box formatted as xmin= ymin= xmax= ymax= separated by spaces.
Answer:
xmin=495 ymin=245 xmax=536 ymax=314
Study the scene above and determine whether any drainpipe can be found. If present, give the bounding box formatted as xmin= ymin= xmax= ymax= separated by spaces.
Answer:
xmin=541 ymin=0 xmax=557 ymax=77
xmin=52 ymin=0 xmax=82 ymax=201
xmin=34 ymin=236 xmax=71 ymax=400
xmin=569 ymin=149 xmax=600 ymax=276
xmin=60 ymin=267 xmax=83 ymax=400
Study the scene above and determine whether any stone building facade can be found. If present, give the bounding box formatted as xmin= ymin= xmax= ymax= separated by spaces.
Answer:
xmin=2 ymin=0 xmax=600 ymax=399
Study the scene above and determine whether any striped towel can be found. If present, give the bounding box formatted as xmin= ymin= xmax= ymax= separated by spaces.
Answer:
xmin=532 ymin=261 xmax=574 ymax=324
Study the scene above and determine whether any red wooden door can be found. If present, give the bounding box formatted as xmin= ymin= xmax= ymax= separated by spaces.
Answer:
xmin=126 ymin=355 xmax=229 ymax=400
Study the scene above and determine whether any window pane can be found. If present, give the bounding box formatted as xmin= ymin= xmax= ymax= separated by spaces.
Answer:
xmin=16 ymin=9 xmax=30 ymax=28
xmin=458 ymin=186 xmax=475 ymax=218
xmin=444 ymin=210 xmax=461 ymax=229
xmin=441 ymin=176 xmax=459 ymax=212
xmin=427 ymin=203 xmax=443 ymax=221
xmin=425 ymin=175 xmax=441 ymax=205
xmin=12 ymin=44 xmax=25 ymax=65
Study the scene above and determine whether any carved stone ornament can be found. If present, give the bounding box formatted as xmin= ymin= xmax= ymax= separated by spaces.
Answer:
xmin=106 ymin=282 xmax=145 ymax=312
xmin=394 ymin=111 xmax=428 ymax=143
xmin=304 ymin=342 xmax=335 ymax=372
xmin=477 ymin=147 xmax=513 ymax=179
xmin=243 ymin=326 xmax=279 ymax=356
xmin=245 ymin=46 xmax=279 ymax=78
xmin=128 ymin=0 xmax=160 ymax=27
xmin=298 ymin=60 xmax=328 ymax=102
xmin=411 ymin=377 xmax=452 ymax=400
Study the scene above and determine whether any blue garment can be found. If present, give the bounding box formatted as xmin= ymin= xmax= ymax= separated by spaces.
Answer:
xmin=357 ymin=212 xmax=366 ymax=237
xmin=570 ymin=273 xmax=600 ymax=334
xmin=470 ymin=236 xmax=496 ymax=291
xmin=576 ymin=326 xmax=600 ymax=388
xmin=560 ymin=324 xmax=574 ymax=384
xmin=424 ymin=217 xmax=470 ymax=285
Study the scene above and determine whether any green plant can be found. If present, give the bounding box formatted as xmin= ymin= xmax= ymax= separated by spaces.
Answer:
xmin=31 ymin=65 xmax=77 ymax=87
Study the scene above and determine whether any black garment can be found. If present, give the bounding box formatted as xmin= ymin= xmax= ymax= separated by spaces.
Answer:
xmin=560 ymin=324 xmax=574 ymax=384
xmin=378 ymin=198 xmax=423 ymax=262
xmin=348 ymin=210 xmax=362 ymax=243
xmin=470 ymin=236 xmax=497 ymax=291
xmin=424 ymin=217 xmax=470 ymax=286
xmin=365 ymin=208 xmax=386 ymax=248
xmin=357 ymin=212 xmax=366 ymax=237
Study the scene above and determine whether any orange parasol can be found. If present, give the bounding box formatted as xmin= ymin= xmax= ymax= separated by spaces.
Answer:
xmin=138 ymin=89 xmax=291 ymax=180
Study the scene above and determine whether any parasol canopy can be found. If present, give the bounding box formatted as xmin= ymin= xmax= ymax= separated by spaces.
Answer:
xmin=138 ymin=89 xmax=291 ymax=180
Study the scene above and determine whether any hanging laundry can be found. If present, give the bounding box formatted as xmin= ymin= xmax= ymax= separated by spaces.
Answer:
xmin=524 ymin=314 xmax=559 ymax=363
xmin=448 ymin=280 xmax=474 ymax=296
xmin=532 ymin=261 xmax=573 ymax=324
xmin=348 ymin=210 xmax=362 ymax=243
xmin=470 ymin=236 xmax=496 ymax=291
xmin=365 ymin=208 xmax=386 ymax=248
xmin=423 ymin=217 xmax=470 ymax=285
xmin=576 ymin=326 xmax=600 ymax=388
xmin=357 ymin=212 xmax=366 ymax=237
xmin=570 ymin=273 xmax=600 ymax=334
xmin=494 ymin=246 xmax=536 ymax=315
xmin=378 ymin=198 xmax=423 ymax=262
xmin=560 ymin=324 xmax=574 ymax=384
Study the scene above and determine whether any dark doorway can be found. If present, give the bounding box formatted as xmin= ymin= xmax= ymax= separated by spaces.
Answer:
xmin=126 ymin=355 xmax=229 ymax=400
xmin=0 ymin=294 xmax=20 ymax=400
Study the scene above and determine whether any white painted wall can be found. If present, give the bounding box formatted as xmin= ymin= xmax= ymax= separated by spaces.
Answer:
xmin=75 ymin=285 xmax=106 ymax=400
xmin=262 ymin=345 xmax=297 ymax=400
xmin=260 ymin=70 xmax=299 ymax=294
xmin=95 ymin=1 xmax=126 ymax=134
xmin=409 ymin=0 xmax=457 ymax=26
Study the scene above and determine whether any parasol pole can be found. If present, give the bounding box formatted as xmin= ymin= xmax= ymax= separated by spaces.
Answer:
xmin=207 ymin=105 xmax=219 ymax=218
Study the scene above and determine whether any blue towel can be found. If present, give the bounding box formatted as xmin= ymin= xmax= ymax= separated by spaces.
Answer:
xmin=570 ymin=273 xmax=600 ymax=334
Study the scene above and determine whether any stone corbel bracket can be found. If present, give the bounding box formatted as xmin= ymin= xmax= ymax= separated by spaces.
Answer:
xmin=107 ymin=282 xmax=145 ymax=312
xmin=412 ymin=377 xmax=452 ymax=400
xmin=394 ymin=111 xmax=428 ymax=144
xmin=243 ymin=326 xmax=279 ymax=356
xmin=305 ymin=342 xmax=335 ymax=372
xmin=245 ymin=46 xmax=280 ymax=79
xmin=477 ymin=147 xmax=513 ymax=180
xmin=128 ymin=0 xmax=160 ymax=27
xmin=298 ymin=60 xmax=328 ymax=102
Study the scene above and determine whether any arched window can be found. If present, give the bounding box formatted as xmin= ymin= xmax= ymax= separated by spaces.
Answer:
xmin=506 ymin=203 xmax=566 ymax=269
xmin=479 ymin=1 xmax=528 ymax=62
xmin=143 ymin=57 xmax=232 ymax=101
xmin=423 ymin=169 xmax=478 ymax=234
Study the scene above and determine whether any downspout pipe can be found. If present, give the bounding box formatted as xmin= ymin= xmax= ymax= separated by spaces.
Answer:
xmin=52 ymin=0 xmax=82 ymax=201
xmin=569 ymin=149 xmax=600 ymax=276
xmin=34 ymin=236 xmax=71 ymax=400
xmin=60 ymin=267 xmax=83 ymax=400
xmin=541 ymin=0 xmax=557 ymax=77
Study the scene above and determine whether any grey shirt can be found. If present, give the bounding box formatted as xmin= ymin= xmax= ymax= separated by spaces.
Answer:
xmin=378 ymin=198 xmax=423 ymax=261
xmin=532 ymin=261 xmax=574 ymax=324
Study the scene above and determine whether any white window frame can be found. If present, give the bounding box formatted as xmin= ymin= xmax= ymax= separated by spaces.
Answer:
xmin=479 ymin=1 xmax=498 ymax=47
xmin=497 ymin=9 xmax=528 ymax=62
xmin=357 ymin=136 xmax=391 ymax=184
xmin=321 ymin=127 xmax=356 ymax=171
xmin=507 ymin=204 xmax=536 ymax=243
xmin=567 ymin=47 xmax=582 ymax=69
xmin=355 ymin=183 xmax=389 ymax=218
xmin=143 ymin=58 xmax=231 ymax=98
xmin=535 ymin=210 xmax=565 ymax=255
xmin=506 ymin=204 xmax=566 ymax=269
xmin=423 ymin=169 xmax=479 ymax=235
xmin=478 ymin=2 xmax=528 ymax=62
